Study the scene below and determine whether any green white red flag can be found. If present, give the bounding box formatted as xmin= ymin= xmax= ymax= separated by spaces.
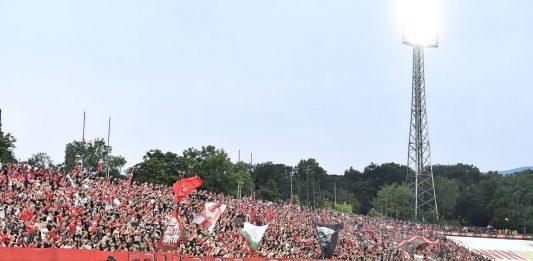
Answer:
xmin=240 ymin=222 xmax=268 ymax=250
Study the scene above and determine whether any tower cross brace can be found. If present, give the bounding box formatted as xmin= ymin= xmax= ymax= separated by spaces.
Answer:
xmin=406 ymin=46 xmax=438 ymax=220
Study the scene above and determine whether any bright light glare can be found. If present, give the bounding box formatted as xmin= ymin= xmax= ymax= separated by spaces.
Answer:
xmin=399 ymin=0 xmax=439 ymax=47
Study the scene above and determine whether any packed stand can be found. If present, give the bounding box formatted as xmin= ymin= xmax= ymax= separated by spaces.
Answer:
xmin=0 ymin=164 xmax=490 ymax=260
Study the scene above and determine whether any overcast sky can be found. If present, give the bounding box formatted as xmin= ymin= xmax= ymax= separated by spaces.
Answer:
xmin=0 ymin=0 xmax=531 ymax=174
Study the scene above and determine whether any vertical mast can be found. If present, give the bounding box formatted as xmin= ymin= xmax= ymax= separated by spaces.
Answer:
xmin=407 ymin=46 xmax=438 ymax=220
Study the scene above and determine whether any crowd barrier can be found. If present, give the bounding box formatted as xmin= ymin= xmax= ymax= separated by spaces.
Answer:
xmin=0 ymin=248 xmax=332 ymax=261
xmin=437 ymin=231 xmax=532 ymax=240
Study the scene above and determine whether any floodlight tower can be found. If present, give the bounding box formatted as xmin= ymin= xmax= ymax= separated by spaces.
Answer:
xmin=401 ymin=0 xmax=439 ymax=220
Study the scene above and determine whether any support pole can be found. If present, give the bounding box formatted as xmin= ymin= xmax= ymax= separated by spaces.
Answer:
xmin=334 ymin=181 xmax=337 ymax=206
xmin=81 ymin=111 xmax=86 ymax=172
xmin=106 ymin=117 xmax=111 ymax=179
xmin=290 ymin=171 xmax=293 ymax=199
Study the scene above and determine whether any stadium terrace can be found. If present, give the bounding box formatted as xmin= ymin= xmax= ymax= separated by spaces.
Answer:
xmin=0 ymin=163 xmax=493 ymax=260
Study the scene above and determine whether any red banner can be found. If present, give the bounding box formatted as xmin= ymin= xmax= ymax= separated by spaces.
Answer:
xmin=0 ymin=247 xmax=337 ymax=261
xmin=159 ymin=210 xmax=187 ymax=250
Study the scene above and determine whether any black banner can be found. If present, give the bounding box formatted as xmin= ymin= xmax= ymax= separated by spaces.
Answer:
xmin=315 ymin=223 xmax=342 ymax=259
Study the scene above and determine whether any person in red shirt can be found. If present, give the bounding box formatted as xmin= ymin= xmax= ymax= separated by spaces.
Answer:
xmin=68 ymin=222 xmax=76 ymax=236
xmin=47 ymin=230 xmax=56 ymax=241
xmin=19 ymin=209 xmax=33 ymax=222
xmin=0 ymin=230 xmax=10 ymax=245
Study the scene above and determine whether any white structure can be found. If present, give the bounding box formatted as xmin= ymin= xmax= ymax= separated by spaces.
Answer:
xmin=448 ymin=236 xmax=533 ymax=260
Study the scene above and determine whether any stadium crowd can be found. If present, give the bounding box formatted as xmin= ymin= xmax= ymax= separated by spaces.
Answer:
xmin=0 ymin=163 xmax=491 ymax=260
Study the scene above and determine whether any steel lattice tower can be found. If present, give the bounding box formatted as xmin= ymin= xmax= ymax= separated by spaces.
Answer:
xmin=406 ymin=46 xmax=438 ymax=220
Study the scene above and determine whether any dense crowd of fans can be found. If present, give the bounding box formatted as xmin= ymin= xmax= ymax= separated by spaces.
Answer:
xmin=438 ymin=225 xmax=514 ymax=235
xmin=0 ymin=163 xmax=491 ymax=260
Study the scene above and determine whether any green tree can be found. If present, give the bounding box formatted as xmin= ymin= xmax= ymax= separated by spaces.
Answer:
xmin=64 ymin=138 xmax=126 ymax=177
xmin=294 ymin=159 xmax=327 ymax=206
xmin=335 ymin=188 xmax=361 ymax=213
xmin=229 ymin=162 xmax=254 ymax=197
xmin=252 ymin=162 xmax=293 ymax=201
xmin=359 ymin=163 xmax=407 ymax=213
xmin=372 ymin=184 xmax=415 ymax=220
xmin=0 ymin=130 xmax=16 ymax=163
xmin=132 ymin=146 xmax=252 ymax=195
xmin=27 ymin=152 xmax=54 ymax=168
xmin=131 ymin=150 xmax=185 ymax=185
xmin=182 ymin=146 xmax=235 ymax=194
xmin=334 ymin=203 xmax=353 ymax=214
xmin=433 ymin=164 xmax=484 ymax=226
xmin=433 ymin=164 xmax=482 ymax=185
xmin=474 ymin=172 xmax=503 ymax=225
xmin=341 ymin=167 xmax=366 ymax=211
xmin=488 ymin=171 xmax=533 ymax=232
xmin=257 ymin=179 xmax=283 ymax=201
xmin=434 ymin=176 xmax=460 ymax=220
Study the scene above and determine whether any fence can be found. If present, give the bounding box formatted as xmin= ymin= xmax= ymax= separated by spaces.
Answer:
xmin=436 ymin=231 xmax=532 ymax=240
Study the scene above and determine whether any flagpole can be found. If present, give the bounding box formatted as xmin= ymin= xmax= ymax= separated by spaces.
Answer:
xmin=310 ymin=193 xmax=322 ymax=259
xmin=106 ymin=117 xmax=111 ymax=179
xmin=249 ymin=153 xmax=253 ymax=196
xmin=290 ymin=171 xmax=293 ymax=199
xmin=334 ymin=181 xmax=337 ymax=207
xmin=81 ymin=111 xmax=86 ymax=173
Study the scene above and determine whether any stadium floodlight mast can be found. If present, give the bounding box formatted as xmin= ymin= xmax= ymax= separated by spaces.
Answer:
xmin=400 ymin=0 xmax=439 ymax=220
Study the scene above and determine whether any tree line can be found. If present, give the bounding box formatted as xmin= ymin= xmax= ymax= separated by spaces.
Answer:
xmin=0 ymin=130 xmax=531 ymax=233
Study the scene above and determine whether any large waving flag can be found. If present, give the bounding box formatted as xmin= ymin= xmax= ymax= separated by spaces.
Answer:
xmin=398 ymin=235 xmax=439 ymax=259
xmin=172 ymin=176 xmax=202 ymax=202
xmin=241 ymin=222 xmax=269 ymax=250
xmin=159 ymin=210 xmax=187 ymax=250
xmin=193 ymin=202 xmax=226 ymax=232
xmin=315 ymin=223 xmax=342 ymax=258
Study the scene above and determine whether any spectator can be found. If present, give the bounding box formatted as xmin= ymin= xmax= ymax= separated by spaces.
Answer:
xmin=0 ymin=163 xmax=489 ymax=260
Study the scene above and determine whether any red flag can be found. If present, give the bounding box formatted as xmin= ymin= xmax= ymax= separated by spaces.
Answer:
xmin=398 ymin=236 xmax=439 ymax=259
xmin=172 ymin=176 xmax=202 ymax=202
xmin=73 ymin=165 xmax=79 ymax=174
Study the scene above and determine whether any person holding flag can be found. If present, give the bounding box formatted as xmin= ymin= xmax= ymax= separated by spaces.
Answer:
xmin=240 ymin=222 xmax=269 ymax=254
xmin=159 ymin=209 xmax=187 ymax=250
xmin=315 ymin=223 xmax=342 ymax=259
xmin=398 ymin=235 xmax=439 ymax=259
xmin=172 ymin=176 xmax=202 ymax=202
xmin=193 ymin=202 xmax=227 ymax=233
xmin=158 ymin=176 xmax=203 ymax=250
